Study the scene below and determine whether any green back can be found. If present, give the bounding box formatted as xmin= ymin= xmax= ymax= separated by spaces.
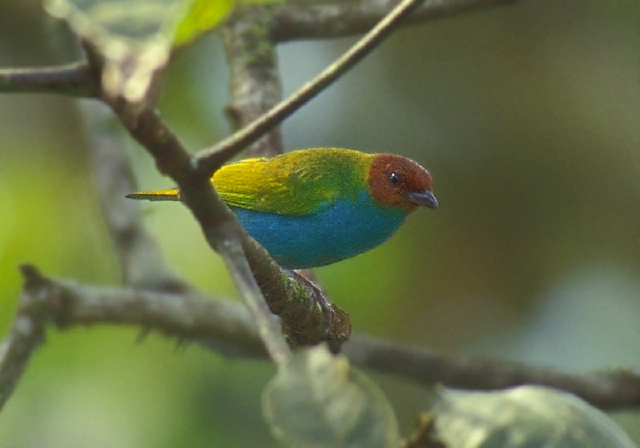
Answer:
xmin=213 ymin=148 xmax=373 ymax=216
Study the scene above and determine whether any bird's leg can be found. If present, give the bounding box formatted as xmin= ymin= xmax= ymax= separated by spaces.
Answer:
xmin=284 ymin=268 xmax=335 ymax=332
xmin=277 ymin=268 xmax=351 ymax=352
xmin=297 ymin=269 xmax=334 ymax=313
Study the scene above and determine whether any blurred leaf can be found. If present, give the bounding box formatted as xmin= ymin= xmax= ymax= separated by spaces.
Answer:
xmin=43 ymin=0 xmax=234 ymax=106
xmin=263 ymin=345 xmax=400 ymax=448
xmin=172 ymin=0 xmax=234 ymax=47
xmin=432 ymin=385 xmax=638 ymax=448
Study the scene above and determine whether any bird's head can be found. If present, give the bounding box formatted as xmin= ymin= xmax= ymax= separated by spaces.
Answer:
xmin=367 ymin=154 xmax=438 ymax=212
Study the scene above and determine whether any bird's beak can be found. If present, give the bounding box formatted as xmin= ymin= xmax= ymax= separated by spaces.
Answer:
xmin=404 ymin=190 xmax=439 ymax=209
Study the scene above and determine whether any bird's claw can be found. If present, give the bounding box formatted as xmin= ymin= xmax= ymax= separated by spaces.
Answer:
xmin=289 ymin=269 xmax=335 ymax=337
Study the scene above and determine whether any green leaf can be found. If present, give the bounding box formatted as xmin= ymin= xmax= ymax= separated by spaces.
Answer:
xmin=172 ymin=0 xmax=235 ymax=47
xmin=432 ymin=385 xmax=638 ymax=448
xmin=43 ymin=0 xmax=234 ymax=106
xmin=263 ymin=345 xmax=400 ymax=448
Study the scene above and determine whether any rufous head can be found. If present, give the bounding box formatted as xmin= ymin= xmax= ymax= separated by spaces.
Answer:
xmin=367 ymin=154 xmax=438 ymax=212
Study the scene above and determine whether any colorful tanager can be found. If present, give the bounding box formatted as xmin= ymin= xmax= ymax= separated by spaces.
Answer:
xmin=127 ymin=148 xmax=438 ymax=269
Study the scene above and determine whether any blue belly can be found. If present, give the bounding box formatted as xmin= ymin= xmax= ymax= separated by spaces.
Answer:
xmin=231 ymin=190 xmax=407 ymax=269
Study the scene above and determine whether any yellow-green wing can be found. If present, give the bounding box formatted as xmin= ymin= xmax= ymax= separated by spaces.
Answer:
xmin=213 ymin=149 xmax=373 ymax=216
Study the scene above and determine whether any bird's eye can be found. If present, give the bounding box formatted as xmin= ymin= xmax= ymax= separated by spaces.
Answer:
xmin=388 ymin=171 xmax=402 ymax=187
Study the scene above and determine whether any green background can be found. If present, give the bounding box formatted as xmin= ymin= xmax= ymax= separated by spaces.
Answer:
xmin=1 ymin=0 xmax=639 ymax=446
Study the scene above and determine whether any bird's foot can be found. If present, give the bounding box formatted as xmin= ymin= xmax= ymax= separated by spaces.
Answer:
xmin=282 ymin=269 xmax=351 ymax=351
xmin=286 ymin=269 xmax=335 ymax=331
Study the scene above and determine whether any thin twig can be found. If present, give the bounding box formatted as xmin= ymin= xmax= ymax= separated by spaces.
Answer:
xmin=344 ymin=335 xmax=640 ymax=410
xmin=194 ymin=0 xmax=427 ymax=176
xmin=0 ymin=62 xmax=97 ymax=97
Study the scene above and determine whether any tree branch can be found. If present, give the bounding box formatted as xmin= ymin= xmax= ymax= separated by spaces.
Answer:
xmin=344 ymin=335 xmax=640 ymax=410
xmin=0 ymin=273 xmax=46 ymax=412
xmin=0 ymin=62 xmax=97 ymax=97
xmin=83 ymin=103 xmax=189 ymax=291
xmin=3 ymin=267 xmax=639 ymax=411
xmin=220 ymin=4 xmax=284 ymax=158
xmin=0 ymin=264 xmax=264 ymax=411
xmin=272 ymin=0 xmax=522 ymax=42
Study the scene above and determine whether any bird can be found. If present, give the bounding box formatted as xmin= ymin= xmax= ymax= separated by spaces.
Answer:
xmin=126 ymin=148 xmax=438 ymax=269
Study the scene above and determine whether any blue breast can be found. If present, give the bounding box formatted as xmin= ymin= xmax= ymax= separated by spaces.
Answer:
xmin=231 ymin=189 xmax=408 ymax=269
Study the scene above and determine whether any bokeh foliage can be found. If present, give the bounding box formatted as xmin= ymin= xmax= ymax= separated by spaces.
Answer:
xmin=1 ymin=0 xmax=639 ymax=446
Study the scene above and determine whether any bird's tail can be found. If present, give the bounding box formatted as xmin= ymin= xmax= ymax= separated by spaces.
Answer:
xmin=125 ymin=188 xmax=181 ymax=201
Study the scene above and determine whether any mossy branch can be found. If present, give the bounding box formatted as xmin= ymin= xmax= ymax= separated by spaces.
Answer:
xmin=3 ymin=267 xmax=640 ymax=413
